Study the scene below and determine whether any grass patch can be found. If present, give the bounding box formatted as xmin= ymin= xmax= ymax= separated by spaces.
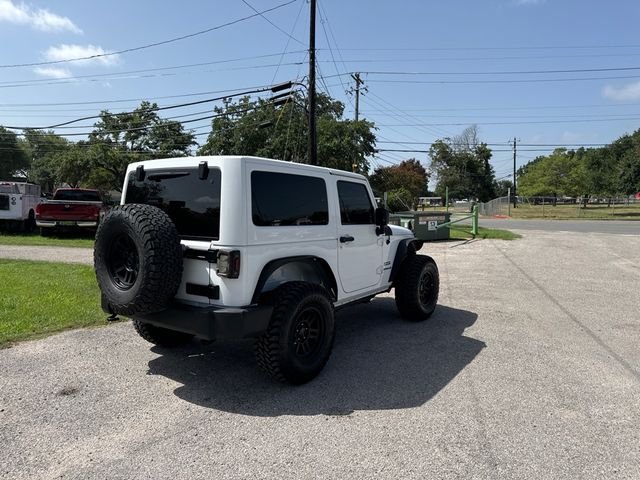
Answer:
xmin=508 ymin=204 xmax=640 ymax=220
xmin=0 ymin=233 xmax=94 ymax=248
xmin=449 ymin=226 xmax=521 ymax=241
xmin=0 ymin=259 xmax=107 ymax=347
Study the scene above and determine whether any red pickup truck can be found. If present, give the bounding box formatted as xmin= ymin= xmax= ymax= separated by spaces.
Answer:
xmin=35 ymin=188 xmax=104 ymax=234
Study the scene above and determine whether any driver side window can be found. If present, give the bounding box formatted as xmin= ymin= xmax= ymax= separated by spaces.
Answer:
xmin=337 ymin=181 xmax=374 ymax=225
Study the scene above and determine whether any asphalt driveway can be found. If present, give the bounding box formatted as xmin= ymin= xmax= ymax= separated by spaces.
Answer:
xmin=1 ymin=230 xmax=639 ymax=479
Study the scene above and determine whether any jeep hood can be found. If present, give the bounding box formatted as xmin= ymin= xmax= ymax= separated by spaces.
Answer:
xmin=389 ymin=225 xmax=414 ymax=237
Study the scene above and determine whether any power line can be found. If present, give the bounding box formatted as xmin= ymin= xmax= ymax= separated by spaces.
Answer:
xmin=362 ymin=74 xmax=640 ymax=85
xmin=0 ymin=0 xmax=299 ymax=69
xmin=354 ymin=66 xmax=640 ymax=76
xmin=328 ymin=44 xmax=640 ymax=51
xmin=0 ymin=84 xmax=275 ymax=107
xmin=4 ymin=86 xmax=277 ymax=130
xmin=0 ymin=51 xmax=307 ymax=87
xmin=241 ymin=0 xmax=305 ymax=46
xmin=376 ymin=117 xmax=640 ymax=126
xmin=376 ymin=141 xmax=613 ymax=147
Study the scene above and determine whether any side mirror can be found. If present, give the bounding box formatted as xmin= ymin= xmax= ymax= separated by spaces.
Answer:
xmin=375 ymin=206 xmax=389 ymax=226
xmin=375 ymin=207 xmax=390 ymax=236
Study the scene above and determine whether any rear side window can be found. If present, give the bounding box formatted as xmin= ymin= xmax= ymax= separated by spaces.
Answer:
xmin=251 ymin=171 xmax=328 ymax=226
xmin=54 ymin=190 xmax=101 ymax=202
xmin=337 ymin=181 xmax=374 ymax=225
xmin=125 ymin=167 xmax=221 ymax=240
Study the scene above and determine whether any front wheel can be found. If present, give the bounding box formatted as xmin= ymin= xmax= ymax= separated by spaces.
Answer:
xmin=255 ymin=282 xmax=335 ymax=384
xmin=395 ymin=255 xmax=439 ymax=321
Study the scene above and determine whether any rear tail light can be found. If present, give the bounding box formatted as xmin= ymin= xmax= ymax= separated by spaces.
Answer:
xmin=35 ymin=204 xmax=42 ymax=217
xmin=216 ymin=250 xmax=240 ymax=278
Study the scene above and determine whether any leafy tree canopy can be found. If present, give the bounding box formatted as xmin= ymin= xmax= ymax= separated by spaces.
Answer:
xmin=198 ymin=92 xmax=376 ymax=173
xmin=428 ymin=126 xmax=497 ymax=202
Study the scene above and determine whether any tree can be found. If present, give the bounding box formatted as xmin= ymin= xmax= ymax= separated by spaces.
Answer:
xmin=428 ymin=126 xmax=497 ymax=202
xmin=88 ymin=101 xmax=196 ymax=191
xmin=198 ymin=92 xmax=376 ymax=173
xmin=494 ymin=179 xmax=513 ymax=197
xmin=21 ymin=129 xmax=71 ymax=191
xmin=368 ymin=158 xmax=429 ymax=211
xmin=517 ymin=149 xmax=588 ymax=203
xmin=0 ymin=127 xmax=29 ymax=179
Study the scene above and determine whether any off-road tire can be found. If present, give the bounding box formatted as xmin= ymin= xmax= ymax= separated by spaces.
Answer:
xmin=255 ymin=282 xmax=335 ymax=384
xmin=94 ymin=204 xmax=183 ymax=316
xmin=132 ymin=319 xmax=193 ymax=347
xmin=395 ymin=254 xmax=439 ymax=321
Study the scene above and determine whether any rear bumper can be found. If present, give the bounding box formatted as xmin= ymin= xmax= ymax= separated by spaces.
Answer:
xmin=109 ymin=301 xmax=273 ymax=341
xmin=37 ymin=220 xmax=98 ymax=228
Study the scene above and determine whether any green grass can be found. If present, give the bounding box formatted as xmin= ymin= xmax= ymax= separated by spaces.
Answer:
xmin=0 ymin=259 xmax=107 ymax=347
xmin=449 ymin=226 xmax=521 ymax=241
xmin=0 ymin=233 xmax=94 ymax=248
xmin=507 ymin=203 xmax=640 ymax=220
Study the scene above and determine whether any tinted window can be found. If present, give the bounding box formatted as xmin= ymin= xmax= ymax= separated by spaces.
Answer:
xmin=252 ymin=171 xmax=328 ymax=226
xmin=54 ymin=190 xmax=101 ymax=202
xmin=337 ymin=181 xmax=374 ymax=225
xmin=125 ymin=168 xmax=221 ymax=240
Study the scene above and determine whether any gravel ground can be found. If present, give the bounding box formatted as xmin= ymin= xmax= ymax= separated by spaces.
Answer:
xmin=1 ymin=231 xmax=639 ymax=479
xmin=0 ymin=245 xmax=92 ymax=264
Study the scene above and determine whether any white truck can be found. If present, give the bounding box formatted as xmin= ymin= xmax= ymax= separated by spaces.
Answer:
xmin=0 ymin=181 xmax=42 ymax=232
xmin=94 ymin=156 xmax=439 ymax=384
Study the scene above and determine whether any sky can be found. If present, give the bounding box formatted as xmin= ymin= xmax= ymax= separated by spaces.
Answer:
xmin=1 ymin=0 xmax=640 ymax=181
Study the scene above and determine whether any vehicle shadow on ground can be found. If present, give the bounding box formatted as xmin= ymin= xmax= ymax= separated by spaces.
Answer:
xmin=147 ymin=299 xmax=484 ymax=416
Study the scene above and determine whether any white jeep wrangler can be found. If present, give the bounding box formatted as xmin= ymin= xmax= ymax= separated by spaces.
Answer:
xmin=95 ymin=156 xmax=439 ymax=384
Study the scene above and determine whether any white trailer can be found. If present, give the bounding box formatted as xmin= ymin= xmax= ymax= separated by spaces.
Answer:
xmin=0 ymin=181 xmax=42 ymax=231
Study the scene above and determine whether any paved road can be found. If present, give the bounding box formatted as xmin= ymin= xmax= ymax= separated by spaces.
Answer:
xmin=478 ymin=218 xmax=640 ymax=235
xmin=0 ymin=245 xmax=92 ymax=264
xmin=1 ymin=232 xmax=640 ymax=479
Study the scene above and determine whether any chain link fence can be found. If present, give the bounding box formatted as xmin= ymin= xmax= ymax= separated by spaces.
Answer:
xmin=478 ymin=195 xmax=640 ymax=218
xmin=478 ymin=196 xmax=511 ymax=217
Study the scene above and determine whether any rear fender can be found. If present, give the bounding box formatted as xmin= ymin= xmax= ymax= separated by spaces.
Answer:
xmin=252 ymin=256 xmax=338 ymax=304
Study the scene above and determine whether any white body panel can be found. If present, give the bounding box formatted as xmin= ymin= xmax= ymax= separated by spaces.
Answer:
xmin=0 ymin=182 xmax=42 ymax=222
xmin=122 ymin=156 xmax=414 ymax=309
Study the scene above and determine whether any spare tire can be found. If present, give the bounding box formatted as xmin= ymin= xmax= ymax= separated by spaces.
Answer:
xmin=94 ymin=204 xmax=183 ymax=316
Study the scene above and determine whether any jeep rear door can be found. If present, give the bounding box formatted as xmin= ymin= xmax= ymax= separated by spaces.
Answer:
xmin=335 ymin=180 xmax=383 ymax=293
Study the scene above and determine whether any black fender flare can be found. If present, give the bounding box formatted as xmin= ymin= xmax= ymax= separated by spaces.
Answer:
xmin=251 ymin=256 xmax=338 ymax=304
xmin=389 ymin=238 xmax=423 ymax=284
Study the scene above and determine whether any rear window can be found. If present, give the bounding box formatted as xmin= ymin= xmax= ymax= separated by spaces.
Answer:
xmin=125 ymin=167 xmax=221 ymax=240
xmin=54 ymin=190 xmax=101 ymax=202
xmin=251 ymin=171 xmax=328 ymax=226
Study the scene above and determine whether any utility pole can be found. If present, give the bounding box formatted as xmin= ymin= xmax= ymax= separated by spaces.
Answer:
xmin=512 ymin=137 xmax=517 ymax=208
xmin=351 ymin=72 xmax=364 ymax=121
xmin=308 ymin=0 xmax=317 ymax=166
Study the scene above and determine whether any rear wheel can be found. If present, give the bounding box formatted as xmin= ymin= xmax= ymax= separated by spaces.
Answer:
xmin=395 ymin=255 xmax=439 ymax=321
xmin=133 ymin=320 xmax=193 ymax=347
xmin=255 ymin=282 xmax=335 ymax=384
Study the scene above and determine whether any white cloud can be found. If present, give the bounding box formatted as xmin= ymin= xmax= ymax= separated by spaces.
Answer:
xmin=513 ymin=0 xmax=545 ymax=5
xmin=602 ymin=81 xmax=640 ymax=102
xmin=0 ymin=0 xmax=81 ymax=33
xmin=44 ymin=44 xmax=120 ymax=67
xmin=33 ymin=66 xmax=72 ymax=78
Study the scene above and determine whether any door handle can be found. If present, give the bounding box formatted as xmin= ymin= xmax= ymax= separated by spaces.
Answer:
xmin=339 ymin=235 xmax=355 ymax=243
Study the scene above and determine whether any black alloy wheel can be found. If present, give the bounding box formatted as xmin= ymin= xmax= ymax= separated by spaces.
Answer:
xmin=291 ymin=306 xmax=324 ymax=358
xmin=107 ymin=234 xmax=140 ymax=290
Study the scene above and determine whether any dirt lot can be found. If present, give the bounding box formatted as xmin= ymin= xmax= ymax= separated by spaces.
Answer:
xmin=1 ymin=230 xmax=639 ymax=479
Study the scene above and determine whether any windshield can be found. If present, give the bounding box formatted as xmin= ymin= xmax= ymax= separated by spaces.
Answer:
xmin=54 ymin=190 xmax=101 ymax=202
xmin=124 ymin=167 xmax=221 ymax=240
